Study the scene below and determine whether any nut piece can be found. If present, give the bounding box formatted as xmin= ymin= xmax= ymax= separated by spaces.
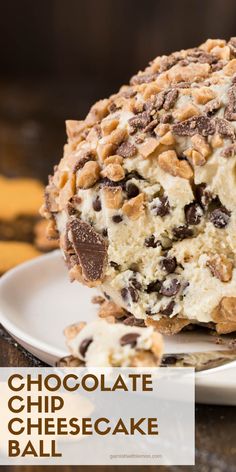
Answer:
xmin=223 ymin=59 xmax=236 ymax=76
xmin=207 ymin=255 xmax=233 ymax=282
xmin=184 ymin=148 xmax=206 ymax=166
xmin=212 ymin=297 xmax=236 ymax=323
xmin=101 ymin=118 xmax=119 ymax=136
xmin=77 ymin=161 xmax=100 ymax=189
xmin=101 ymin=163 xmax=125 ymax=182
xmin=64 ymin=322 xmax=86 ymax=340
xmin=98 ymin=300 xmax=126 ymax=319
xmin=139 ymin=137 xmax=159 ymax=158
xmin=174 ymin=103 xmax=199 ymax=121
xmin=158 ymin=150 xmax=193 ymax=179
xmin=104 ymin=155 xmax=123 ymax=165
xmin=122 ymin=193 xmax=145 ymax=220
xmin=145 ymin=316 xmax=190 ymax=335
xmin=102 ymin=186 xmax=123 ymax=209
xmin=192 ymin=87 xmax=216 ymax=105
xmin=191 ymin=134 xmax=211 ymax=158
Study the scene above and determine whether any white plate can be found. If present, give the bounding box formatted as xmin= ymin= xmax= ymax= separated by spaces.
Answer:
xmin=0 ymin=250 xmax=235 ymax=405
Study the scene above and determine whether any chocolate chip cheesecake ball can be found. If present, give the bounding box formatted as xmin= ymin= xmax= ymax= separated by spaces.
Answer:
xmin=42 ymin=38 xmax=236 ymax=334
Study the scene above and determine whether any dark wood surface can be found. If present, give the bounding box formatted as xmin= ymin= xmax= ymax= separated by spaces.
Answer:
xmin=0 ymin=75 xmax=236 ymax=472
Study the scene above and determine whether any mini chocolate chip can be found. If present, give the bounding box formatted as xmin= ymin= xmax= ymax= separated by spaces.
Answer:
xmin=195 ymin=183 xmax=212 ymax=208
xmin=130 ymin=277 xmax=142 ymax=290
xmin=121 ymin=286 xmax=139 ymax=303
xmin=162 ymin=355 xmax=178 ymax=365
xmin=173 ymin=225 xmax=193 ymax=240
xmin=144 ymin=235 xmax=158 ymax=248
xmin=112 ymin=215 xmax=123 ymax=223
xmin=153 ymin=196 xmax=170 ymax=217
xmin=185 ymin=202 xmax=202 ymax=225
xmin=160 ymin=278 xmax=181 ymax=297
xmin=146 ymin=280 xmax=162 ymax=293
xmin=79 ymin=338 xmax=93 ymax=358
xmin=103 ymin=292 xmax=111 ymax=300
xmin=160 ymin=300 xmax=175 ymax=316
xmin=126 ymin=182 xmax=139 ymax=199
xmin=102 ymin=228 xmax=108 ymax=237
xmin=160 ymin=257 xmax=177 ymax=273
xmin=92 ymin=196 xmax=102 ymax=212
xmin=110 ymin=261 xmax=119 ymax=269
xmin=209 ymin=207 xmax=231 ymax=228
xmin=120 ymin=332 xmax=140 ymax=348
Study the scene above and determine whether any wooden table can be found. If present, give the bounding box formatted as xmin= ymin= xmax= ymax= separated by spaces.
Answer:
xmin=0 ymin=81 xmax=235 ymax=472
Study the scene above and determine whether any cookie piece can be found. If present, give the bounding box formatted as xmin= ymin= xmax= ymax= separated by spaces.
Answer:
xmin=43 ymin=38 xmax=236 ymax=333
xmin=64 ymin=320 xmax=163 ymax=367
xmin=0 ymin=241 xmax=41 ymax=274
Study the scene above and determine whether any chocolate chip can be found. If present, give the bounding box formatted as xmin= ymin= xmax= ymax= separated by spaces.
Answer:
xmin=153 ymin=196 xmax=170 ymax=217
xmin=160 ymin=278 xmax=181 ymax=297
xmin=146 ymin=280 xmax=162 ymax=293
xmin=121 ymin=286 xmax=139 ymax=303
xmin=110 ymin=261 xmax=119 ymax=269
xmin=116 ymin=141 xmax=137 ymax=158
xmin=185 ymin=203 xmax=202 ymax=225
xmin=112 ymin=215 xmax=123 ymax=223
xmin=144 ymin=235 xmax=158 ymax=248
xmin=173 ymin=115 xmax=215 ymax=137
xmin=92 ymin=196 xmax=102 ymax=212
xmin=79 ymin=338 xmax=93 ymax=358
xmin=120 ymin=332 xmax=140 ymax=347
xmin=128 ymin=112 xmax=151 ymax=133
xmin=126 ymin=182 xmax=139 ymax=199
xmin=195 ymin=183 xmax=212 ymax=208
xmin=130 ymin=276 xmax=142 ymax=290
xmin=160 ymin=300 xmax=175 ymax=316
xmin=123 ymin=317 xmax=145 ymax=327
xmin=160 ymin=257 xmax=177 ymax=273
xmin=100 ymin=177 xmax=126 ymax=190
xmin=69 ymin=218 xmax=107 ymax=281
xmin=162 ymin=355 xmax=178 ymax=366
xmin=173 ymin=225 xmax=193 ymax=240
xmin=209 ymin=207 xmax=231 ymax=228
xmin=102 ymin=228 xmax=108 ymax=237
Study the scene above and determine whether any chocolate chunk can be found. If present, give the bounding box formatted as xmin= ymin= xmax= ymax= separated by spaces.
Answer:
xmin=185 ymin=202 xmax=202 ymax=225
xmin=160 ymin=278 xmax=181 ymax=297
xmin=112 ymin=215 xmax=123 ymax=223
xmin=116 ymin=141 xmax=137 ymax=158
xmin=144 ymin=235 xmax=158 ymax=248
xmin=215 ymin=118 xmax=235 ymax=141
xmin=153 ymin=196 xmax=170 ymax=217
xmin=173 ymin=115 xmax=215 ymax=137
xmin=173 ymin=225 xmax=193 ymax=240
xmin=130 ymin=276 xmax=142 ymax=290
xmin=69 ymin=218 xmax=107 ymax=281
xmin=144 ymin=119 xmax=159 ymax=133
xmin=146 ymin=280 xmax=162 ymax=293
xmin=79 ymin=338 xmax=93 ymax=358
xmin=160 ymin=300 xmax=175 ymax=316
xmin=160 ymin=257 xmax=177 ymax=273
xmin=92 ymin=196 xmax=102 ymax=212
xmin=126 ymin=182 xmax=139 ymax=199
xmin=209 ymin=207 xmax=231 ymax=228
xmin=128 ymin=112 xmax=151 ymax=133
xmin=164 ymin=89 xmax=179 ymax=111
xmin=120 ymin=332 xmax=140 ymax=347
xmin=224 ymin=85 xmax=236 ymax=121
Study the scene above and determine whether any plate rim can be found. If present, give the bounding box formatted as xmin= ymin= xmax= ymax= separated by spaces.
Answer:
xmin=0 ymin=250 xmax=68 ymax=359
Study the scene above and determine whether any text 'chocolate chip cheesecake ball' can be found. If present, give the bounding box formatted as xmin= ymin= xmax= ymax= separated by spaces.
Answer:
xmin=41 ymin=38 xmax=236 ymax=335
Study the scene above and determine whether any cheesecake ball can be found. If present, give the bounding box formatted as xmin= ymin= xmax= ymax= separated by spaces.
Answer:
xmin=42 ymin=38 xmax=236 ymax=334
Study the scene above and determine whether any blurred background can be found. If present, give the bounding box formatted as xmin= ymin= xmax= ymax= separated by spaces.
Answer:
xmin=1 ymin=0 xmax=236 ymax=182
